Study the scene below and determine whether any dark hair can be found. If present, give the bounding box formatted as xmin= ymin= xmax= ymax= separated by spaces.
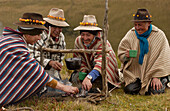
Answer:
xmin=18 ymin=27 xmax=43 ymax=35
xmin=80 ymin=30 xmax=98 ymax=36
xmin=44 ymin=22 xmax=63 ymax=28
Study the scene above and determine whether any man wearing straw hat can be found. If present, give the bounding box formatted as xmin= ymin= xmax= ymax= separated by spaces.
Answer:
xmin=28 ymin=8 xmax=69 ymax=87
xmin=72 ymin=15 xmax=121 ymax=92
xmin=118 ymin=8 xmax=170 ymax=95
xmin=0 ymin=12 xmax=79 ymax=107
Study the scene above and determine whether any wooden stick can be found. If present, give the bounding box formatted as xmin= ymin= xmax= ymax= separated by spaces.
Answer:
xmin=29 ymin=47 xmax=109 ymax=53
xmin=101 ymin=0 xmax=109 ymax=97
xmin=40 ymin=46 xmax=44 ymax=66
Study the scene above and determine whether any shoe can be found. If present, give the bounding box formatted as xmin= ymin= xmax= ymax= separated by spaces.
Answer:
xmin=124 ymin=78 xmax=141 ymax=95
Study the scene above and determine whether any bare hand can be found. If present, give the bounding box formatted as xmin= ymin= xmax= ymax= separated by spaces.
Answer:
xmin=56 ymin=82 xmax=79 ymax=94
xmin=151 ymin=78 xmax=162 ymax=91
xmin=82 ymin=77 xmax=92 ymax=91
xmin=49 ymin=61 xmax=62 ymax=71
xmin=62 ymin=85 xmax=79 ymax=94
xmin=125 ymin=49 xmax=130 ymax=57
xmin=81 ymin=69 xmax=87 ymax=73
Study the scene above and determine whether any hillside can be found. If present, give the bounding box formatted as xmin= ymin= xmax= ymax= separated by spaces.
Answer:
xmin=0 ymin=1 xmax=170 ymax=110
xmin=0 ymin=0 xmax=169 ymax=51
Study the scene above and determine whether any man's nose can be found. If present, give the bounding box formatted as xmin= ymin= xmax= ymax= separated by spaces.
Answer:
xmin=83 ymin=35 xmax=88 ymax=40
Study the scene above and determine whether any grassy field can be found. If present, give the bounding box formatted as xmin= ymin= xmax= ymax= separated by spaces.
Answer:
xmin=0 ymin=0 xmax=170 ymax=110
xmin=6 ymin=88 xmax=170 ymax=111
xmin=0 ymin=0 xmax=170 ymax=50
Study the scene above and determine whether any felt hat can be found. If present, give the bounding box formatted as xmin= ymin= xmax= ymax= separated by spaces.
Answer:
xmin=74 ymin=15 xmax=102 ymax=31
xmin=132 ymin=8 xmax=152 ymax=22
xmin=14 ymin=13 xmax=47 ymax=30
xmin=43 ymin=8 xmax=69 ymax=27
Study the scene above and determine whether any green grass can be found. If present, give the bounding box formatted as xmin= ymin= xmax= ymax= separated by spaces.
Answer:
xmin=0 ymin=0 xmax=169 ymax=50
xmin=6 ymin=88 xmax=170 ymax=111
xmin=0 ymin=0 xmax=170 ymax=110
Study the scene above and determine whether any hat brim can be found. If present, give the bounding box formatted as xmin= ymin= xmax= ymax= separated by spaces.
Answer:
xmin=44 ymin=18 xmax=69 ymax=27
xmin=74 ymin=26 xmax=102 ymax=31
xmin=14 ymin=22 xmax=48 ymax=30
xmin=131 ymin=20 xmax=152 ymax=22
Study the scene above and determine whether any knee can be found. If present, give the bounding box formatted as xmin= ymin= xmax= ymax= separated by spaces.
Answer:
xmin=124 ymin=78 xmax=141 ymax=95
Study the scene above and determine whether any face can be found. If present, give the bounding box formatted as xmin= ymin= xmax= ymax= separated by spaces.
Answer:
xmin=81 ymin=32 xmax=95 ymax=45
xmin=50 ymin=26 xmax=62 ymax=38
xmin=134 ymin=21 xmax=151 ymax=35
xmin=24 ymin=34 xmax=41 ymax=45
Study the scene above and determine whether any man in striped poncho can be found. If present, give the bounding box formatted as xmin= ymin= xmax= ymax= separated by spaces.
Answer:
xmin=71 ymin=15 xmax=121 ymax=92
xmin=0 ymin=13 xmax=78 ymax=107
xmin=118 ymin=8 xmax=170 ymax=95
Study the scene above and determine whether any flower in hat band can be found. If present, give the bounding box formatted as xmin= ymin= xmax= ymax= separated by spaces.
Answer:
xmin=80 ymin=22 xmax=98 ymax=26
xmin=132 ymin=13 xmax=152 ymax=21
xmin=47 ymin=15 xmax=65 ymax=21
xmin=133 ymin=14 xmax=152 ymax=18
xmin=19 ymin=18 xmax=46 ymax=25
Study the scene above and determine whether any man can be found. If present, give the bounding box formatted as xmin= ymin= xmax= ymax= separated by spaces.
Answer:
xmin=72 ymin=15 xmax=120 ymax=92
xmin=28 ymin=8 xmax=69 ymax=81
xmin=0 ymin=12 xmax=78 ymax=107
xmin=118 ymin=8 xmax=170 ymax=95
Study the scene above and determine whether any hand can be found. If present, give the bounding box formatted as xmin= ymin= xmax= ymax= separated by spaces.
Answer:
xmin=151 ymin=78 xmax=162 ymax=91
xmin=125 ymin=49 xmax=130 ymax=57
xmin=81 ymin=69 xmax=87 ymax=73
xmin=82 ymin=77 xmax=92 ymax=91
xmin=49 ymin=61 xmax=62 ymax=71
xmin=56 ymin=82 xmax=79 ymax=94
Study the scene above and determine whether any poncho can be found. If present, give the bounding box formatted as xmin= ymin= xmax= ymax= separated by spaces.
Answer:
xmin=118 ymin=25 xmax=170 ymax=95
xmin=0 ymin=27 xmax=51 ymax=106
xmin=74 ymin=36 xmax=120 ymax=87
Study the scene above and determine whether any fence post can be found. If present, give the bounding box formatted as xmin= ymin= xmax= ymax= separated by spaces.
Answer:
xmin=101 ymin=0 xmax=109 ymax=97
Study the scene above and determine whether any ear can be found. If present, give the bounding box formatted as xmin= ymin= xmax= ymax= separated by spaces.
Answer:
xmin=146 ymin=22 xmax=151 ymax=27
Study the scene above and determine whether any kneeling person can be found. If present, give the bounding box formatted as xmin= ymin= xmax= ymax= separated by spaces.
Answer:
xmin=118 ymin=8 xmax=170 ymax=95
xmin=0 ymin=12 xmax=78 ymax=107
xmin=71 ymin=15 xmax=121 ymax=92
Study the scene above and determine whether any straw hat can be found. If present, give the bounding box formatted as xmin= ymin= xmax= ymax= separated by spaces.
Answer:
xmin=43 ymin=8 xmax=69 ymax=27
xmin=14 ymin=13 xmax=47 ymax=30
xmin=132 ymin=8 xmax=152 ymax=22
xmin=74 ymin=15 xmax=102 ymax=31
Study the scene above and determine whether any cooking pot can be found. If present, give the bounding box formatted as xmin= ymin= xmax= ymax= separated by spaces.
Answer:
xmin=65 ymin=57 xmax=81 ymax=70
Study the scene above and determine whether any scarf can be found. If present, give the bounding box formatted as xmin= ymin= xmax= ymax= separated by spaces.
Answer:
xmin=135 ymin=24 xmax=152 ymax=65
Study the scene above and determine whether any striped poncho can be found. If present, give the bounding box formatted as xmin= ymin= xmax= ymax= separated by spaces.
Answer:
xmin=0 ymin=27 xmax=51 ymax=106
xmin=74 ymin=36 xmax=120 ymax=87
xmin=118 ymin=25 xmax=170 ymax=95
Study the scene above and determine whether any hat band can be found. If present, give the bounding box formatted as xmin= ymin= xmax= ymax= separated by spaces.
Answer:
xmin=133 ymin=14 xmax=152 ymax=21
xmin=133 ymin=14 xmax=152 ymax=17
xmin=19 ymin=18 xmax=46 ymax=25
xmin=47 ymin=15 xmax=65 ymax=21
xmin=80 ymin=22 xmax=98 ymax=26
